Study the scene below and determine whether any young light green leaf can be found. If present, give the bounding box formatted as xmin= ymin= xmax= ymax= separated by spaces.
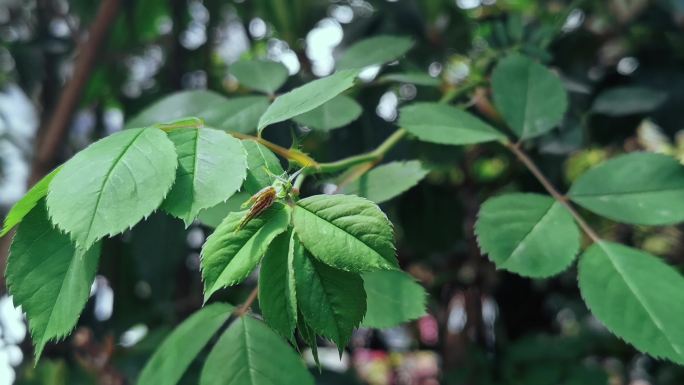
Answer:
xmin=230 ymin=60 xmax=289 ymax=94
xmin=578 ymin=241 xmax=684 ymax=364
xmin=293 ymin=95 xmax=362 ymax=131
xmin=381 ymin=72 xmax=440 ymax=87
xmin=475 ymin=193 xmax=580 ymax=278
xmin=198 ymin=192 xmax=250 ymax=228
xmin=1 ymin=166 xmax=61 ymax=237
xmin=293 ymin=243 xmax=366 ymax=349
xmin=200 ymin=316 xmax=314 ymax=385
xmin=162 ymin=128 xmax=247 ymax=226
xmin=47 ymin=127 xmax=177 ymax=249
xmin=399 ymin=103 xmax=505 ymax=145
xmin=259 ymin=229 xmax=298 ymax=341
xmin=138 ymin=303 xmax=234 ymax=385
xmin=242 ymin=140 xmax=285 ymax=195
xmin=362 ymin=270 xmax=427 ymax=329
xmin=569 ymin=152 xmax=684 ymax=225
xmin=6 ymin=201 xmax=100 ymax=359
xmin=592 ymin=86 xmax=667 ymax=116
xmin=337 ymin=35 xmax=414 ymax=70
xmin=201 ymin=203 xmax=291 ymax=301
xmin=257 ymin=69 xmax=359 ymax=132
xmin=292 ymin=194 xmax=397 ymax=272
xmin=125 ymin=91 xmax=269 ymax=134
xmin=340 ymin=160 xmax=428 ymax=204
xmin=491 ymin=54 xmax=568 ymax=139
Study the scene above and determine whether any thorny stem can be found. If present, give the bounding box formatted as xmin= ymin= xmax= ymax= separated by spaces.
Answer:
xmin=504 ymin=141 xmax=602 ymax=243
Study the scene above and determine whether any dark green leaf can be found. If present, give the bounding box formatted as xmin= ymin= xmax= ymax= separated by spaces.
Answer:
xmin=569 ymin=152 xmax=684 ymax=225
xmin=592 ymin=86 xmax=667 ymax=116
xmin=362 ymin=270 xmax=427 ymax=328
xmin=201 ymin=203 xmax=291 ymax=301
xmin=230 ymin=60 xmax=289 ymax=94
xmin=399 ymin=103 xmax=505 ymax=145
xmin=475 ymin=193 xmax=580 ymax=278
xmin=6 ymin=201 xmax=100 ymax=359
xmin=200 ymin=316 xmax=314 ymax=385
xmin=292 ymin=194 xmax=397 ymax=272
xmin=491 ymin=54 xmax=568 ymax=139
xmin=337 ymin=35 xmax=414 ymax=70
xmin=381 ymin=72 xmax=440 ymax=87
xmin=138 ymin=303 xmax=234 ymax=385
xmin=340 ymin=160 xmax=428 ymax=204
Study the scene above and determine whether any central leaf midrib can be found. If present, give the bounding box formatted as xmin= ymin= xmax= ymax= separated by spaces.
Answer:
xmin=83 ymin=128 xmax=146 ymax=245
xmin=504 ymin=201 xmax=555 ymax=263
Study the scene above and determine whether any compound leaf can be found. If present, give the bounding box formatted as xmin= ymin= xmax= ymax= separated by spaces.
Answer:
xmin=258 ymin=69 xmax=359 ymax=132
xmin=230 ymin=60 xmax=289 ymax=94
xmin=491 ymin=54 xmax=568 ymax=139
xmin=1 ymin=166 xmax=61 ymax=237
xmin=259 ymin=229 xmax=298 ymax=342
xmin=162 ymin=128 xmax=247 ymax=226
xmin=138 ymin=303 xmax=234 ymax=385
xmin=293 ymin=244 xmax=366 ymax=350
xmin=337 ymin=35 xmax=414 ymax=70
xmin=362 ymin=270 xmax=427 ymax=329
xmin=201 ymin=203 xmax=290 ymax=301
xmin=47 ymin=127 xmax=177 ymax=250
xmin=579 ymin=242 xmax=684 ymax=364
xmin=200 ymin=316 xmax=314 ymax=385
xmin=6 ymin=201 xmax=100 ymax=359
xmin=399 ymin=103 xmax=505 ymax=145
xmin=293 ymin=95 xmax=362 ymax=131
xmin=475 ymin=193 xmax=580 ymax=278
xmin=292 ymin=194 xmax=397 ymax=272
xmin=340 ymin=160 xmax=428 ymax=204
xmin=569 ymin=152 xmax=684 ymax=225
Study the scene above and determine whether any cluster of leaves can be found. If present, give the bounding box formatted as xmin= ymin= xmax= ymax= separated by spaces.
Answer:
xmin=6 ymin=25 xmax=684 ymax=383
xmin=1 ymin=36 xmax=428 ymax=385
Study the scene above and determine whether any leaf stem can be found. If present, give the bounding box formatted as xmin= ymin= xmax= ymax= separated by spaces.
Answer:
xmin=234 ymin=286 xmax=259 ymax=317
xmin=504 ymin=141 xmax=601 ymax=243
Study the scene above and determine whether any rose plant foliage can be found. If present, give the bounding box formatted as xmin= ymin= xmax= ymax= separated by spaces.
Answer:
xmin=4 ymin=31 xmax=684 ymax=384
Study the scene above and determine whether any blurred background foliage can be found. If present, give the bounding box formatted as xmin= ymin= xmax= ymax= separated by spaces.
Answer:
xmin=1 ymin=0 xmax=684 ymax=384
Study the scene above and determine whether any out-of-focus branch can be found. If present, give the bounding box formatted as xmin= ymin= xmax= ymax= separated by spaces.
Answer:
xmin=30 ymin=0 xmax=122 ymax=183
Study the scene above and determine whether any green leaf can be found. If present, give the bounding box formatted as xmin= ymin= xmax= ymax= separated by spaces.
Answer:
xmin=47 ymin=127 xmax=177 ymax=249
xmin=293 ymin=95 xmax=362 ymax=131
xmin=201 ymin=203 xmax=291 ymax=301
xmin=162 ymin=128 xmax=247 ymax=226
xmin=569 ymin=152 xmax=684 ymax=225
xmin=362 ymin=270 xmax=427 ymax=329
xmin=6 ymin=201 xmax=100 ymax=359
xmin=1 ymin=166 xmax=61 ymax=237
xmin=242 ymin=140 xmax=285 ymax=195
xmin=381 ymin=72 xmax=440 ymax=87
xmin=399 ymin=103 xmax=505 ymax=145
xmin=292 ymin=194 xmax=397 ymax=272
xmin=337 ymin=35 xmax=414 ymax=70
xmin=138 ymin=303 xmax=234 ymax=385
xmin=200 ymin=316 xmax=314 ymax=385
xmin=297 ymin=314 xmax=320 ymax=368
xmin=491 ymin=54 xmax=568 ymax=139
xmin=592 ymin=86 xmax=667 ymax=116
xmin=293 ymin=243 xmax=366 ymax=349
xmin=475 ymin=193 xmax=580 ymax=278
xmin=578 ymin=241 xmax=684 ymax=364
xmin=198 ymin=192 xmax=250 ymax=228
xmin=257 ymin=69 xmax=359 ymax=132
xmin=126 ymin=91 xmax=269 ymax=134
xmin=340 ymin=160 xmax=429 ymax=204
xmin=230 ymin=60 xmax=289 ymax=94
xmin=259 ymin=229 xmax=298 ymax=341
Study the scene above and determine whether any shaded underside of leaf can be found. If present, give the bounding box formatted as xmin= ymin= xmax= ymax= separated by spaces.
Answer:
xmin=292 ymin=94 xmax=362 ymax=131
xmin=362 ymin=270 xmax=427 ymax=329
xmin=6 ymin=200 xmax=100 ymax=359
xmin=340 ymin=160 xmax=429 ymax=204
xmin=241 ymin=140 xmax=284 ymax=195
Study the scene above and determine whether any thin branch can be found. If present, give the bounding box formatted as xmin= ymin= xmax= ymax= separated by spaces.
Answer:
xmin=234 ymin=286 xmax=259 ymax=317
xmin=30 ymin=0 xmax=122 ymax=183
xmin=504 ymin=141 xmax=602 ymax=243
